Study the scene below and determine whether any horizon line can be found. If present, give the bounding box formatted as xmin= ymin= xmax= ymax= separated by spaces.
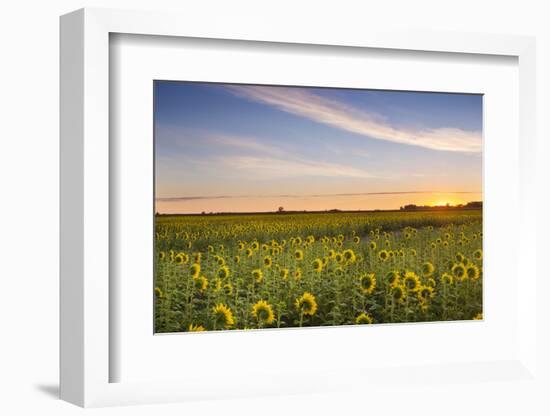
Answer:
xmin=156 ymin=190 xmax=482 ymax=202
xmin=156 ymin=204 xmax=483 ymax=216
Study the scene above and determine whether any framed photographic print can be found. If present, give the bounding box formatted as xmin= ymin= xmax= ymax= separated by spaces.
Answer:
xmin=60 ymin=8 xmax=538 ymax=409
xmin=153 ymin=80 xmax=484 ymax=333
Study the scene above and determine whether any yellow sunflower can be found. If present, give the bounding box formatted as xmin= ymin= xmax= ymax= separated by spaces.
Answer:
xmin=417 ymin=285 xmax=434 ymax=303
xmin=378 ymin=249 xmax=389 ymax=261
xmin=421 ymin=262 xmax=435 ymax=277
xmin=391 ymin=285 xmax=406 ymax=303
xmin=223 ymin=282 xmax=233 ymax=296
xmin=279 ymin=268 xmax=289 ymax=280
xmin=188 ymin=323 xmax=205 ymax=332
xmin=473 ymin=249 xmax=483 ymax=261
xmin=193 ymin=275 xmax=208 ymax=293
xmin=441 ymin=272 xmax=454 ymax=285
xmin=295 ymin=292 xmax=318 ymax=316
xmin=252 ymin=300 xmax=275 ymax=325
xmin=466 ymin=263 xmax=481 ymax=280
xmin=359 ymin=273 xmax=377 ymax=295
xmin=174 ymin=252 xmax=189 ymax=264
xmin=252 ymin=269 xmax=263 ymax=284
xmin=355 ymin=312 xmax=374 ymax=325
xmin=217 ymin=265 xmax=230 ymax=279
xmin=343 ymin=249 xmax=356 ymax=263
xmin=263 ymin=256 xmax=273 ymax=268
xmin=403 ymin=271 xmax=421 ymax=292
xmin=212 ymin=304 xmax=235 ymax=329
xmin=386 ymin=270 xmax=400 ymax=288
xmin=190 ymin=263 xmax=201 ymax=278
xmin=295 ymin=249 xmax=304 ymax=261
xmin=312 ymin=258 xmax=323 ymax=273
xmin=451 ymin=263 xmax=467 ymax=280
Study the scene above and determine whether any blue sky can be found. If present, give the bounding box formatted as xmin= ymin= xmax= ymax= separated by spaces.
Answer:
xmin=154 ymin=81 xmax=482 ymax=213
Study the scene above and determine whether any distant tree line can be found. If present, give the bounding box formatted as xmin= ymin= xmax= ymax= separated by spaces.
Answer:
xmin=400 ymin=201 xmax=482 ymax=211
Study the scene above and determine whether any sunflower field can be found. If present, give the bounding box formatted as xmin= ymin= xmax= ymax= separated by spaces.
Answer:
xmin=154 ymin=210 xmax=482 ymax=333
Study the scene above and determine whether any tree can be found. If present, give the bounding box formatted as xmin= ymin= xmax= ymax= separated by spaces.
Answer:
xmin=278 ymin=206 xmax=285 ymax=213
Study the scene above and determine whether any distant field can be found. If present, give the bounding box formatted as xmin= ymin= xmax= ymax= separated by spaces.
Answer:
xmin=154 ymin=209 xmax=482 ymax=333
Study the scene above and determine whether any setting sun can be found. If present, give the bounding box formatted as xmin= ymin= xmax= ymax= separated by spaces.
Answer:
xmin=433 ymin=200 xmax=453 ymax=206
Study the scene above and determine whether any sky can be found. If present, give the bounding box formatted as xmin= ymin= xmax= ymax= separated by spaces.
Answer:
xmin=154 ymin=81 xmax=482 ymax=214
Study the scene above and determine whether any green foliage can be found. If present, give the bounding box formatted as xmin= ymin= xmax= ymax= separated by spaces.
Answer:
xmin=154 ymin=210 xmax=483 ymax=333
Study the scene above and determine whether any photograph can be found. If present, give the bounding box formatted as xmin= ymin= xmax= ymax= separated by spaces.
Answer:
xmin=153 ymin=81 xmax=483 ymax=333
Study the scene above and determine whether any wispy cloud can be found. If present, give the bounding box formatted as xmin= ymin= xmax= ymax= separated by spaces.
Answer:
xmin=218 ymin=155 xmax=376 ymax=179
xmin=206 ymin=133 xmax=287 ymax=156
xmin=157 ymin=190 xmax=481 ymax=202
xmin=157 ymin=126 xmax=289 ymax=157
xmin=226 ymin=85 xmax=482 ymax=153
xmin=158 ymin=129 xmax=377 ymax=180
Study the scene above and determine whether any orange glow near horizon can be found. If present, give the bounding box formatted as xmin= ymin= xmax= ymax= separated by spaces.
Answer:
xmin=155 ymin=192 xmax=482 ymax=214
xmin=431 ymin=199 xmax=460 ymax=207
xmin=429 ymin=195 xmax=475 ymax=207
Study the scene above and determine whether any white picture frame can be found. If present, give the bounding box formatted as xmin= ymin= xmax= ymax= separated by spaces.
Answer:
xmin=60 ymin=7 xmax=538 ymax=408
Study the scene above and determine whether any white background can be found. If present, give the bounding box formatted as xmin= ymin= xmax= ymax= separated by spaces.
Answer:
xmin=1 ymin=1 xmax=548 ymax=415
